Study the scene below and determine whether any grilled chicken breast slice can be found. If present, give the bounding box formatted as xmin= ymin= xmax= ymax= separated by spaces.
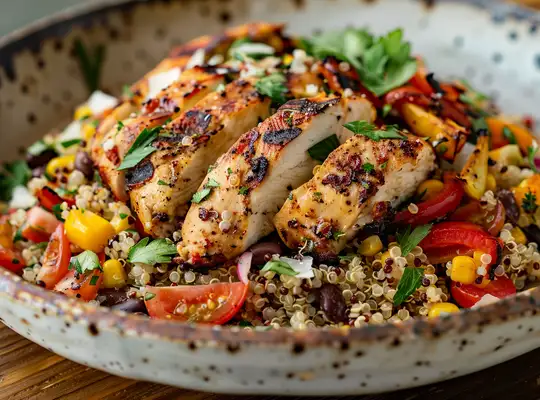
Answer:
xmin=93 ymin=68 xmax=228 ymax=201
xmin=274 ymin=133 xmax=436 ymax=261
xmin=129 ymin=78 xmax=272 ymax=237
xmin=178 ymin=94 xmax=376 ymax=266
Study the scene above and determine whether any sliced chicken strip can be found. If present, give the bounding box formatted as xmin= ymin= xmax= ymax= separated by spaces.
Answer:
xmin=129 ymin=78 xmax=272 ymax=237
xmin=178 ymin=94 xmax=376 ymax=266
xmin=93 ymin=67 xmax=230 ymax=201
xmin=274 ymin=133 xmax=436 ymax=261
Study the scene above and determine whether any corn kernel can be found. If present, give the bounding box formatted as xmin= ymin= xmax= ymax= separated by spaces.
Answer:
xmin=207 ymin=299 xmax=217 ymax=310
xmin=416 ymin=179 xmax=444 ymax=201
xmin=74 ymin=105 xmax=92 ymax=121
xmin=82 ymin=123 xmax=96 ymax=141
xmin=358 ymin=235 xmax=383 ymax=256
xmin=472 ymin=251 xmax=484 ymax=267
xmin=46 ymin=155 xmax=75 ymax=176
xmin=102 ymin=259 xmax=127 ymax=288
xmin=380 ymin=251 xmax=391 ymax=264
xmin=486 ymin=174 xmax=496 ymax=192
xmin=428 ymin=302 xmax=460 ymax=319
xmin=65 ymin=209 xmax=116 ymax=252
xmin=511 ymin=227 xmax=528 ymax=245
xmin=283 ymin=54 xmax=293 ymax=65
xmin=450 ymin=256 xmax=477 ymax=284
xmin=110 ymin=214 xmax=132 ymax=234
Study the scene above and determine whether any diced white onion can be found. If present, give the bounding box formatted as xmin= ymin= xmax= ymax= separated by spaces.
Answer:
xmin=58 ymin=120 xmax=83 ymax=142
xmin=87 ymin=90 xmax=118 ymax=116
xmin=279 ymin=256 xmax=314 ymax=279
xmin=186 ymin=48 xmax=206 ymax=69
xmin=9 ymin=186 xmax=36 ymax=209
xmin=232 ymin=43 xmax=275 ymax=58
xmin=147 ymin=67 xmax=181 ymax=99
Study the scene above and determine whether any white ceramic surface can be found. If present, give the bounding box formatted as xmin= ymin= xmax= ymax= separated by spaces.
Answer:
xmin=1 ymin=0 xmax=540 ymax=395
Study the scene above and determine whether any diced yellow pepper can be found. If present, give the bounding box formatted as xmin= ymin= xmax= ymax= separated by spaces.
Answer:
xmin=82 ymin=123 xmax=96 ymax=141
xmin=110 ymin=214 xmax=132 ymax=234
xmin=65 ymin=209 xmax=116 ymax=252
xmin=451 ymin=256 xmax=477 ymax=284
xmin=74 ymin=105 xmax=92 ymax=121
xmin=358 ymin=235 xmax=383 ymax=256
xmin=488 ymin=145 xmax=524 ymax=167
xmin=511 ymin=227 xmax=528 ymax=245
xmin=428 ymin=302 xmax=460 ymax=319
xmin=486 ymin=174 xmax=497 ymax=193
xmin=417 ymin=179 xmax=444 ymax=201
xmin=102 ymin=259 xmax=127 ymax=288
xmin=472 ymin=250 xmax=484 ymax=267
xmin=46 ymin=155 xmax=75 ymax=176
xmin=283 ymin=54 xmax=293 ymax=66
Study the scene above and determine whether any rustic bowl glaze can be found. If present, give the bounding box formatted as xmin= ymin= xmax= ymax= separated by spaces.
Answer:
xmin=1 ymin=0 xmax=540 ymax=395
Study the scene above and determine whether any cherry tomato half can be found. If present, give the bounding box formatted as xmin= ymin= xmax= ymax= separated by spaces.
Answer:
xmin=22 ymin=207 xmax=60 ymax=242
xmin=451 ymin=276 xmax=516 ymax=308
xmin=144 ymin=282 xmax=249 ymax=324
xmin=0 ymin=248 xmax=25 ymax=273
xmin=450 ymin=199 xmax=506 ymax=236
xmin=36 ymin=223 xmax=71 ymax=289
xmin=54 ymin=269 xmax=103 ymax=301
xmin=394 ymin=174 xmax=464 ymax=226
xmin=419 ymin=221 xmax=502 ymax=266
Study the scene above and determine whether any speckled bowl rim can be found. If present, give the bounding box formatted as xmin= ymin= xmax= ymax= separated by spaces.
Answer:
xmin=1 ymin=0 xmax=540 ymax=347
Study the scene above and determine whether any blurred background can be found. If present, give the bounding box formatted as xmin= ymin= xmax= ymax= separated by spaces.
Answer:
xmin=1 ymin=0 xmax=539 ymax=36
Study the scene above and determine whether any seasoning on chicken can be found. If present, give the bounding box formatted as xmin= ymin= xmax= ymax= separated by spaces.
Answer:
xmin=274 ymin=132 xmax=436 ymax=261
xmin=178 ymin=94 xmax=376 ymax=266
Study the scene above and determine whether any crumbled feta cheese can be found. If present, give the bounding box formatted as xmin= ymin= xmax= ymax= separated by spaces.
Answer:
xmin=9 ymin=186 xmax=36 ymax=209
xmin=231 ymin=43 xmax=275 ymax=59
xmin=290 ymin=49 xmax=308 ymax=74
xmin=147 ymin=67 xmax=181 ymax=99
xmin=58 ymin=120 xmax=83 ymax=142
xmin=280 ymin=256 xmax=314 ymax=279
xmin=87 ymin=90 xmax=118 ymax=116
xmin=343 ymin=88 xmax=354 ymax=98
xmin=305 ymin=84 xmax=319 ymax=96
xmin=186 ymin=48 xmax=206 ymax=69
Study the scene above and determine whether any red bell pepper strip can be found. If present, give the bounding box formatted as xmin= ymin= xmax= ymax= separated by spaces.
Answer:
xmin=449 ymin=199 xmax=506 ymax=236
xmin=36 ymin=186 xmax=76 ymax=212
xmin=419 ymin=221 xmax=502 ymax=267
xmin=394 ymin=174 xmax=464 ymax=226
xmin=451 ymin=276 xmax=516 ymax=308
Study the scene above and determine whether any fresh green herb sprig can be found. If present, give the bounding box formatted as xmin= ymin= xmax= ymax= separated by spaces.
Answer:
xmin=393 ymin=267 xmax=425 ymax=306
xmin=192 ymin=178 xmax=220 ymax=204
xmin=307 ymin=134 xmax=340 ymax=162
xmin=128 ymin=237 xmax=177 ymax=265
xmin=255 ymin=73 xmax=288 ymax=104
xmin=74 ymin=39 xmax=105 ymax=94
xmin=117 ymin=126 xmax=161 ymax=170
xmin=396 ymin=224 xmax=433 ymax=256
xmin=260 ymin=259 xmax=298 ymax=276
xmin=69 ymin=250 xmax=102 ymax=274
xmin=344 ymin=121 xmax=405 ymax=141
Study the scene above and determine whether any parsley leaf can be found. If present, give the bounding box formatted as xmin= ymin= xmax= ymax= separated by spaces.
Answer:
xmin=119 ymin=213 xmax=128 ymax=219
xmin=522 ymin=190 xmax=538 ymax=214
xmin=60 ymin=139 xmax=82 ymax=148
xmin=191 ymin=187 xmax=211 ymax=204
xmin=362 ymin=163 xmax=374 ymax=173
xmin=382 ymin=104 xmax=392 ymax=117
xmin=117 ymin=127 xmax=160 ymax=170
xmin=260 ymin=259 xmax=298 ymax=276
xmin=89 ymin=275 xmax=100 ymax=286
xmin=0 ymin=160 xmax=31 ymax=201
xmin=123 ymin=85 xmax=134 ymax=99
xmin=157 ymin=180 xmax=168 ymax=186
xmin=380 ymin=161 xmax=388 ymax=169
xmin=527 ymin=144 xmax=539 ymax=173
xmin=74 ymin=39 xmax=105 ymax=93
xmin=52 ymin=204 xmax=64 ymax=222
xmin=238 ymin=186 xmax=249 ymax=195
xmin=307 ymin=134 xmax=340 ymax=162
xmin=306 ymin=28 xmax=416 ymax=96
xmin=27 ymin=139 xmax=53 ymax=156
xmin=393 ymin=267 xmax=424 ymax=306
xmin=344 ymin=121 xmax=405 ymax=141
xmin=255 ymin=73 xmax=288 ymax=104
xmin=332 ymin=230 xmax=345 ymax=241
xmin=205 ymin=178 xmax=220 ymax=188
xmin=69 ymin=250 xmax=102 ymax=274
xmin=396 ymin=224 xmax=433 ymax=256
xmin=128 ymin=237 xmax=177 ymax=265
xmin=502 ymin=126 xmax=517 ymax=145
xmin=144 ymin=292 xmax=156 ymax=301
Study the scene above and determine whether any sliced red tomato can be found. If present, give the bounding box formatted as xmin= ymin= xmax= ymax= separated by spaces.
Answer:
xmin=54 ymin=269 xmax=103 ymax=301
xmin=450 ymin=200 xmax=506 ymax=236
xmin=0 ymin=248 xmax=25 ymax=273
xmin=419 ymin=221 xmax=502 ymax=266
xmin=36 ymin=223 xmax=71 ymax=289
xmin=144 ymin=282 xmax=249 ymax=324
xmin=36 ymin=186 xmax=75 ymax=211
xmin=451 ymin=276 xmax=516 ymax=308
xmin=394 ymin=174 xmax=464 ymax=226
xmin=22 ymin=207 xmax=60 ymax=242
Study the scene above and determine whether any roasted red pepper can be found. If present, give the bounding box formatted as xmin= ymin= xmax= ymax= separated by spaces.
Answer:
xmin=450 ymin=199 xmax=506 ymax=236
xmin=409 ymin=57 xmax=434 ymax=96
xmin=394 ymin=174 xmax=464 ymax=226
xmin=419 ymin=221 xmax=502 ymax=266
xmin=36 ymin=186 xmax=75 ymax=211
xmin=384 ymin=86 xmax=431 ymax=112
xmin=451 ymin=276 xmax=516 ymax=308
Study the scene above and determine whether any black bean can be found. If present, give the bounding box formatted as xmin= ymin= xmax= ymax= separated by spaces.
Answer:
xmin=522 ymin=225 xmax=540 ymax=245
xmin=319 ymin=284 xmax=348 ymax=323
xmin=111 ymin=299 xmax=148 ymax=314
xmin=74 ymin=150 xmax=94 ymax=179
xmin=249 ymin=242 xmax=282 ymax=266
xmin=496 ymin=189 xmax=520 ymax=224
xmin=99 ymin=288 xmax=130 ymax=307
xmin=26 ymin=149 xmax=57 ymax=169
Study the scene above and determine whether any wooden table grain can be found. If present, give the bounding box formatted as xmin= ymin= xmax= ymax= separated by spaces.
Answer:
xmin=1 ymin=323 xmax=540 ymax=400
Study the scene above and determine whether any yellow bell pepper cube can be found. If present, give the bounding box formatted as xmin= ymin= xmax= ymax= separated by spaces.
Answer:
xmin=65 ymin=209 xmax=116 ymax=252
xmin=82 ymin=123 xmax=96 ymax=141
xmin=358 ymin=235 xmax=383 ymax=256
xmin=460 ymin=134 xmax=489 ymax=200
xmin=486 ymin=174 xmax=497 ymax=193
xmin=110 ymin=214 xmax=132 ymax=234
xmin=428 ymin=302 xmax=460 ymax=319
xmin=74 ymin=105 xmax=93 ymax=121
xmin=511 ymin=227 xmax=528 ymax=245
xmin=417 ymin=179 xmax=444 ymax=201
xmin=451 ymin=256 xmax=477 ymax=284
xmin=46 ymin=155 xmax=75 ymax=176
xmin=102 ymin=259 xmax=127 ymax=288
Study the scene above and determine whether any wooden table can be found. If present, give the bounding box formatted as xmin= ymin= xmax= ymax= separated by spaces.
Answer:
xmin=1 ymin=323 xmax=539 ymax=400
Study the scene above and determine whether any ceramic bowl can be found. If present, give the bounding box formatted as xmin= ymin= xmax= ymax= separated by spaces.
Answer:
xmin=1 ymin=0 xmax=540 ymax=395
